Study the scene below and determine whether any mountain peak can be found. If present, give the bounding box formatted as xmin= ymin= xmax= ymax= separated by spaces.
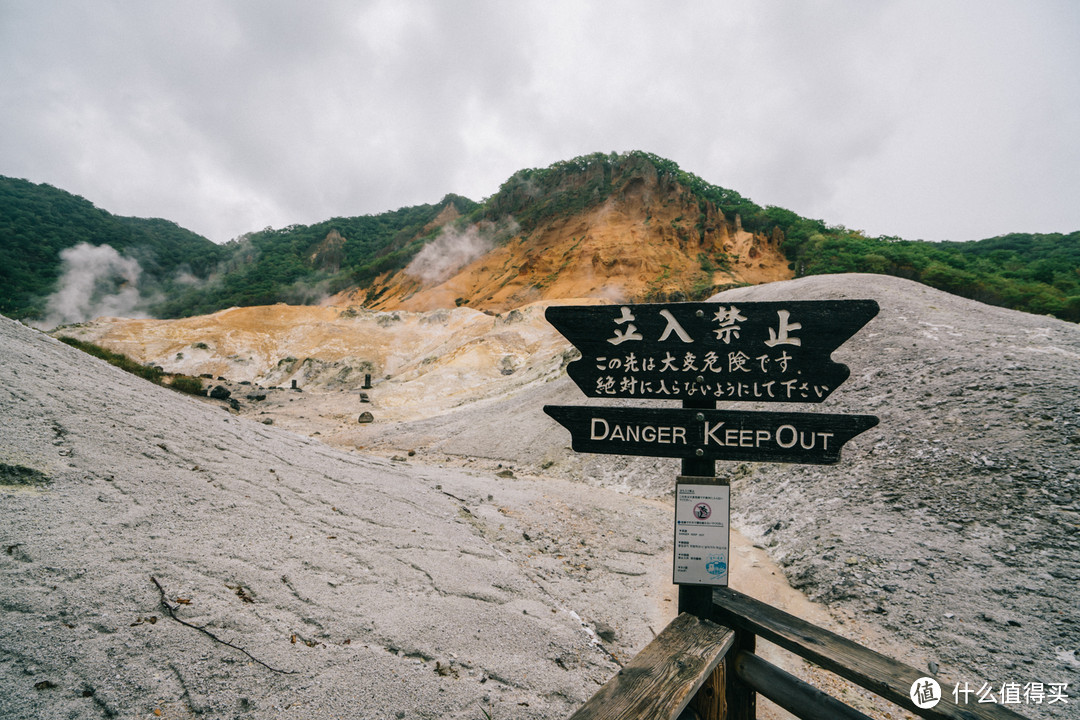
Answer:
xmin=349 ymin=151 xmax=793 ymax=311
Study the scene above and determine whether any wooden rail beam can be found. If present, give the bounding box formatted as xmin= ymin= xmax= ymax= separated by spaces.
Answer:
xmin=569 ymin=612 xmax=735 ymax=720
xmin=733 ymin=650 xmax=875 ymax=720
xmin=710 ymin=587 xmax=1029 ymax=720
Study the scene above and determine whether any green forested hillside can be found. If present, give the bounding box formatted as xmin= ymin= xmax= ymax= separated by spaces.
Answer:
xmin=781 ymin=229 xmax=1080 ymax=321
xmin=481 ymin=152 xmax=1079 ymax=320
xmin=0 ymin=177 xmax=223 ymax=318
xmin=152 ymin=194 xmax=478 ymax=317
xmin=2 ymin=155 xmax=1077 ymax=323
xmin=482 ymin=150 xmax=766 ymax=235
xmin=0 ymin=175 xmax=477 ymax=321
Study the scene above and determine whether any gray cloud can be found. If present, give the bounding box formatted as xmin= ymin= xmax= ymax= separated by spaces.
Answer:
xmin=1 ymin=1 xmax=1078 ymax=244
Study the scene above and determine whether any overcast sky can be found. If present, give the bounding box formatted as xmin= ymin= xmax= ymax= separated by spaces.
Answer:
xmin=2 ymin=1 xmax=1078 ymax=245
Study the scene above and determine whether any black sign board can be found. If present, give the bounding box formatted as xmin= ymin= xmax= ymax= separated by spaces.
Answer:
xmin=543 ymin=405 xmax=878 ymax=465
xmin=546 ymin=300 xmax=878 ymax=402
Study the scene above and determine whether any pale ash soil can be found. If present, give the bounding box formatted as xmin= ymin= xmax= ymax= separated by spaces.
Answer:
xmin=710 ymin=277 xmax=1080 ymax=699
xmin=348 ymin=275 xmax=1080 ymax=718
xmin=0 ymin=315 xmax=684 ymax=720
xmin=30 ymin=273 xmax=1080 ymax=718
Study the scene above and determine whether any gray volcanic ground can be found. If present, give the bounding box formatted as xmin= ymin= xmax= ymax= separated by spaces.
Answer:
xmin=3 ymin=273 xmax=1078 ymax=719
xmin=712 ymin=277 xmax=1080 ymax=698
xmin=358 ymin=274 xmax=1080 ymax=717
xmin=0 ymin=316 xmax=678 ymax=719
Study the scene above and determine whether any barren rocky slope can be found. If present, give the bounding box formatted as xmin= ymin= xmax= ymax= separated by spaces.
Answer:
xmin=344 ymin=153 xmax=792 ymax=313
xmin=0 ymin=315 xmax=689 ymax=720
xmin=42 ymin=273 xmax=1080 ymax=717
xmin=710 ymin=276 xmax=1080 ymax=697
xmin=353 ymin=198 xmax=790 ymax=313
xmin=353 ymin=274 xmax=1080 ymax=715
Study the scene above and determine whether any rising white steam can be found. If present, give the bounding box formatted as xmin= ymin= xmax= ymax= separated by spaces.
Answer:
xmin=405 ymin=219 xmax=518 ymax=284
xmin=43 ymin=243 xmax=147 ymax=327
xmin=405 ymin=225 xmax=491 ymax=284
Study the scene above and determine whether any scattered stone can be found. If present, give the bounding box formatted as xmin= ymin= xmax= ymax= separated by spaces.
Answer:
xmin=593 ymin=621 xmax=617 ymax=643
xmin=209 ymin=385 xmax=231 ymax=400
xmin=0 ymin=463 xmax=50 ymax=487
xmin=358 ymin=412 xmax=374 ymax=424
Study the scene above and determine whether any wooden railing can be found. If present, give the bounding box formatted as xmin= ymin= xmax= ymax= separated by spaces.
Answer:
xmin=569 ymin=587 xmax=1029 ymax=720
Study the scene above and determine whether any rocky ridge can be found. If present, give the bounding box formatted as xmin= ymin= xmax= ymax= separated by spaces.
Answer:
xmin=349 ymin=154 xmax=792 ymax=312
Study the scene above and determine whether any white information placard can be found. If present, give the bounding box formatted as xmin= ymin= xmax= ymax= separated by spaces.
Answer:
xmin=673 ymin=480 xmax=730 ymax=586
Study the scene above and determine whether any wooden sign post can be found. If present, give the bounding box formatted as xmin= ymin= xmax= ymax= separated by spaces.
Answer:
xmin=544 ymin=299 xmax=879 ymax=618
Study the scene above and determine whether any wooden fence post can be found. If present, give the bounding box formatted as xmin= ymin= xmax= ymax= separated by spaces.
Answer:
xmin=724 ymin=627 xmax=757 ymax=720
xmin=678 ymin=395 xmax=718 ymax=620
xmin=681 ymin=395 xmax=725 ymax=719
xmin=689 ymin=659 xmax=727 ymax=720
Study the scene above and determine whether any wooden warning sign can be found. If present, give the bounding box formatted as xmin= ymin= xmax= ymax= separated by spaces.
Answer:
xmin=543 ymin=405 xmax=878 ymax=465
xmin=544 ymin=298 xmax=881 ymax=592
xmin=546 ymin=300 xmax=878 ymax=402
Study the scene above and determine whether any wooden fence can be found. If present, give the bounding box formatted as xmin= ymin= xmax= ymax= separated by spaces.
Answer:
xmin=569 ymin=587 xmax=1029 ymax=720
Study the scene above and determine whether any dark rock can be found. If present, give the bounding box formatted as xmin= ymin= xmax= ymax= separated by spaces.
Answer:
xmin=593 ymin=621 xmax=617 ymax=643
xmin=358 ymin=412 xmax=374 ymax=424
xmin=209 ymin=385 xmax=231 ymax=400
